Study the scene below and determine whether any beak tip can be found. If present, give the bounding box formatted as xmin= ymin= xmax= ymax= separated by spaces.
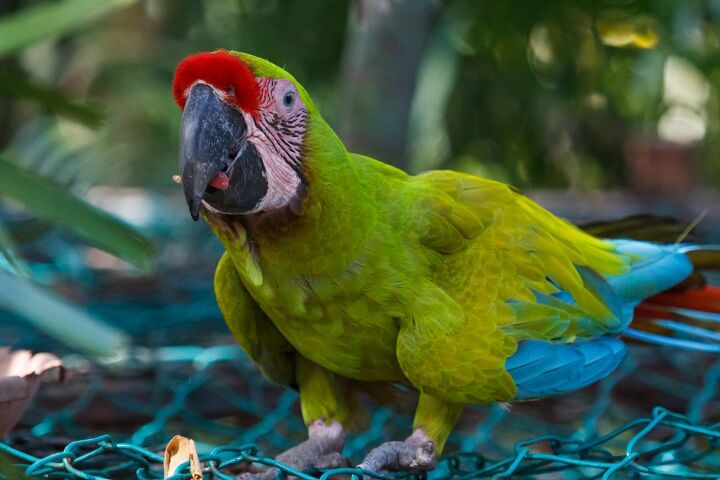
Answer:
xmin=186 ymin=192 xmax=202 ymax=222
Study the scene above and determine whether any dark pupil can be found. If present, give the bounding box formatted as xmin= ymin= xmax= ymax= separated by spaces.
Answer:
xmin=283 ymin=92 xmax=294 ymax=107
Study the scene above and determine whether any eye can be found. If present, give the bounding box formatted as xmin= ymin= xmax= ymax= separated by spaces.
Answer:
xmin=282 ymin=91 xmax=295 ymax=108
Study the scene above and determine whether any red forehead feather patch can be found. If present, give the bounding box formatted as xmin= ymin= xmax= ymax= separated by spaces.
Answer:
xmin=172 ymin=50 xmax=260 ymax=115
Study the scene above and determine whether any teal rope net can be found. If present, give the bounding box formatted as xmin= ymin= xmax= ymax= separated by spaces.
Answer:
xmin=1 ymin=345 xmax=718 ymax=479
xmin=1 ymin=202 xmax=719 ymax=479
xmin=1 ymin=406 xmax=719 ymax=480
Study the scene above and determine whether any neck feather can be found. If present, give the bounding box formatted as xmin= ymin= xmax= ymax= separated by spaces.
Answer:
xmin=206 ymin=117 xmax=377 ymax=276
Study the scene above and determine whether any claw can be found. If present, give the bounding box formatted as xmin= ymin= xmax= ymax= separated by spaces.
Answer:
xmin=358 ymin=429 xmax=437 ymax=474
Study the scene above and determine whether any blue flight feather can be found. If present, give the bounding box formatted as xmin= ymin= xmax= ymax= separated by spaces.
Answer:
xmin=506 ymin=336 xmax=626 ymax=400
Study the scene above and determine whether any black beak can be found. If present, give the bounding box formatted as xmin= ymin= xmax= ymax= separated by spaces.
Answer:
xmin=179 ymin=82 xmax=246 ymax=220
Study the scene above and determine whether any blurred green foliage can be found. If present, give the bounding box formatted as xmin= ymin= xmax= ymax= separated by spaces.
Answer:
xmin=3 ymin=0 xmax=720 ymax=191
xmin=424 ymin=0 xmax=720 ymax=188
xmin=0 ymin=0 xmax=149 ymax=357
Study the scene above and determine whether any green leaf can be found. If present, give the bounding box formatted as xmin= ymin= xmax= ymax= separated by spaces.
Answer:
xmin=0 ymin=452 xmax=24 ymax=480
xmin=0 ymin=221 xmax=30 ymax=278
xmin=0 ymin=269 xmax=130 ymax=359
xmin=0 ymin=156 xmax=155 ymax=270
xmin=0 ymin=72 xmax=104 ymax=128
xmin=0 ymin=0 xmax=137 ymax=59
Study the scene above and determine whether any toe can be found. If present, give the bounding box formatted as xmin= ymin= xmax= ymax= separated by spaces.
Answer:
xmin=315 ymin=452 xmax=349 ymax=470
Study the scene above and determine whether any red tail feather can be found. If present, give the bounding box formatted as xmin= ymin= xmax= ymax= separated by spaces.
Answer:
xmin=642 ymin=285 xmax=720 ymax=314
xmin=632 ymin=285 xmax=720 ymax=339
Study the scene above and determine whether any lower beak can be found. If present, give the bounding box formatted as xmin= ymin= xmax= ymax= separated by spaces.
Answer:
xmin=178 ymin=82 xmax=246 ymax=220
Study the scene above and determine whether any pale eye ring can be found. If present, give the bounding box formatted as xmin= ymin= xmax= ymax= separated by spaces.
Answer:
xmin=282 ymin=91 xmax=295 ymax=108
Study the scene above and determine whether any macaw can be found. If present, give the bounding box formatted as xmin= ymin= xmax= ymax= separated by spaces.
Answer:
xmin=172 ymin=50 xmax=720 ymax=475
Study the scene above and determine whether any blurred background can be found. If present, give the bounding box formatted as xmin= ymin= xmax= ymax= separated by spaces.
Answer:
xmin=4 ymin=0 xmax=720 ymax=191
xmin=1 ymin=1 xmax=720 ymax=478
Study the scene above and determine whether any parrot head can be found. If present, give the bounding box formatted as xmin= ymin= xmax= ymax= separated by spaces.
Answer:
xmin=173 ymin=50 xmax=319 ymax=221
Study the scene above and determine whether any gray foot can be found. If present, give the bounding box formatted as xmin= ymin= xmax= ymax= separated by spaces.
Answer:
xmin=358 ymin=429 xmax=436 ymax=474
xmin=240 ymin=420 xmax=348 ymax=480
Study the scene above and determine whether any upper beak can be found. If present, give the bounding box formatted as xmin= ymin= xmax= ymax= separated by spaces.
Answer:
xmin=178 ymin=82 xmax=247 ymax=220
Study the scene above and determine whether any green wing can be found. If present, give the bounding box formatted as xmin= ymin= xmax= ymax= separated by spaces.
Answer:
xmin=412 ymin=170 xmax=627 ymax=338
xmin=214 ymin=252 xmax=297 ymax=387
xmin=396 ymin=171 xmax=630 ymax=404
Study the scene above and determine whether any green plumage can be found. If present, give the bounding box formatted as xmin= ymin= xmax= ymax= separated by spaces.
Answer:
xmin=207 ymin=53 xmax=634 ymax=453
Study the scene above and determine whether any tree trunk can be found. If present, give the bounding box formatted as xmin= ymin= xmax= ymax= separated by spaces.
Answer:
xmin=337 ymin=0 xmax=439 ymax=170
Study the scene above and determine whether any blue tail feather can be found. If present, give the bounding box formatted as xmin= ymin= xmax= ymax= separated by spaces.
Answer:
xmin=652 ymin=319 xmax=720 ymax=342
xmin=623 ymin=328 xmax=720 ymax=353
xmin=606 ymin=240 xmax=693 ymax=305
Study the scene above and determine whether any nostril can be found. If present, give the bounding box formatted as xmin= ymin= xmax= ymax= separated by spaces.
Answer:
xmin=220 ymin=150 xmax=238 ymax=173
